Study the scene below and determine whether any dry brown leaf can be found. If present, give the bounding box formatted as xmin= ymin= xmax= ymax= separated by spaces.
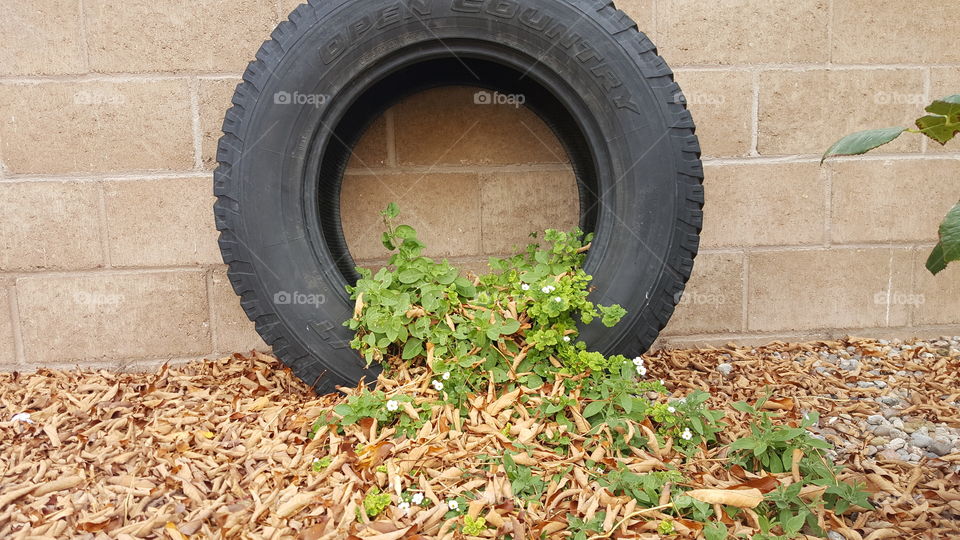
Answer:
xmin=687 ymin=488 xmax=764 ymax=509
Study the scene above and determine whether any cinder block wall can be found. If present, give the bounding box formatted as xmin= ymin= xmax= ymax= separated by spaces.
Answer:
xmin=0 ymin=0 xmax=958 ymax=372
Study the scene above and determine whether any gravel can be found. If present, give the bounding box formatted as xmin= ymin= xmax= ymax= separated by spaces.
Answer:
xmin=716 ymin=362 xmax=733 ymax=376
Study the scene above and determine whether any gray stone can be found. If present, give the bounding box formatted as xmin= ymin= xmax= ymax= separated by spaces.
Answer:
xmin=881 ymin=408 xmax=898 ymax=419
xmin=717 ymin=363 xmax=733 ymax=376
xmin=879 ymin=396 xmax=900 ymax=406
xmin=886 ymin=437 xmax=906 ymax=451
xmin=873 ymin=425 xmax=893 ymax=437
xmin=839 ymin=358 xmax=860 ymax=371
xmin=858 ymin=381 xmax=876 ymax=388
xmin=867 ymin=415 xmax=885 ymax=425
xmin=828 ymin=532 xmax=845 ymax=540
xmin=929 ymin=438 xmax=954 ymax=457
xmin=875 ymin=381 xmax=888 ymax=388
xmin=865 ymin=445 xmax=878 ymax=457
xmin=911 ymin=433 xmax=934 ymax=449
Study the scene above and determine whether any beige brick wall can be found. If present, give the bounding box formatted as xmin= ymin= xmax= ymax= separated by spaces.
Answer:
xmin=0 ymin=0 xmax=957 ymax=371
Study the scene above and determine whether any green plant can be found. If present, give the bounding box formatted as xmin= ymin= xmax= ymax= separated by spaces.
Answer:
xmin=463 ymin=515 xmax=487 ymax=535
xmin=361 ymin=487 xmax=392 ymax=518
xmin=822 ymin=94 xmax=960 ymax=274
xmin=503 ymin=452 xmax=547 ymax=502
xmin=345 ymin=203 xmax=628 ymax=405
xmin=327 ymin=205 xmax=873 ymax=539
xmin=567 ymin=512 xmax=606 ymax=540
xmin=728 ymin=397 xmax=831 ymax=474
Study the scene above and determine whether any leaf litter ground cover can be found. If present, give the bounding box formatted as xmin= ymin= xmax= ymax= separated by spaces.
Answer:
xmin=2 ymin=209 xmax=960 ymax=539
xmin=2 ymin=340 xmax=959 ymax=539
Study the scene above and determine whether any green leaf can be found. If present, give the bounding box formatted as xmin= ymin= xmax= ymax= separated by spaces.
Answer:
xmin=394 ymin=225 xmax=417 ymax=240
xmin=523 ymin=373 xmax=543 ymax=389
xmin=926 ymin=202 xmax=960 ymax=275
xmin=401 ymin=338 xmax=423 ymax=360
xmin=916 ymin=95 xmax=960 ymax=145
xmin=729 ymin=438 xmax=755 ymax=451
xmin=916 ymin=114 xmax=959 ymax=145
xmin=784 ymin=513 xmax=805 ymax=535
xmin=382 ymin=202 xmax=400 ymax=219
xmin=381 ymin=232 xmax=395 ymax=251
xmin=703 ymin=522 xmax=728 ymax=540
xmin=619 ymin=394 xmax=633 ymax=414
xmin=821 ymin=127 xmax=906 ymax=162
xmin=582 ymin=401 xmax=605 ymax=418
xmin=500 ymin=318 xmax=521 ymax=335
xmin=397 ymin=269 xmax=424 ymax=284
xmin=925 ymin=94 xmax=960 ymax=117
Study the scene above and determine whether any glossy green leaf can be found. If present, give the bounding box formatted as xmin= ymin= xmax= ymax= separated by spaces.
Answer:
xmin=926 ymin=202 xmax=960 ymax=275
xmin=821 ymin=127 xmax=906 ymax=162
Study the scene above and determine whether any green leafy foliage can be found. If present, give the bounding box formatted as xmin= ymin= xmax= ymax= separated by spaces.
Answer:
xmin=361 ymin=487 xmax=392 ymax=518
xmin=503 ymin=452 xmax=547 ymax=502
xmin=823 ymin=94 xmax=959 ymax=274
xmin=329 ymin=205 xmax=873 ymax=538
xmin=346 ymin=205 xmax=629 ymax=407
xmin=462 ymin=515 xmax=487 ymax=535
xmin=926 ymin=202 xmax=960 ymax=275
xmin=567 ymin=512 xmax=606 ymax=540
xmin=728 ymin=396 xmax=830 ymax=474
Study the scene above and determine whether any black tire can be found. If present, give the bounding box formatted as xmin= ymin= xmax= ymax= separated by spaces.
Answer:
xmin=215 ymin=0 xmax=704 ymax=393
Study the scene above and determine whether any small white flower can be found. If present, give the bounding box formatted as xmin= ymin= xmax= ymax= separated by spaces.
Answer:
xmin=632 ymin=357 xmax=644 ymax=366
xmin=10 ymin=413 xmax=33 ymax=424
xmin=521 ymin=283 xmax=530 ymax=291
xmin=678 ymin=397 xmax=687 ymax=405
xmin=563 ymin=336 xmax=571 ymax=342
xmin=541 ymin=286 xmax=552 ymax=293
xmin=681 ymin=428 xmax=693 ymax=441
xmin=432 ymin=380 xmax=444 ymax=391
xmin=659 ymin=379 xmax=665 ymax=386
xmin=554 ymin=296 xmax=563 ymax=303
xmin=411 ymin=492 xmax=425 ymax=505
xmin=386 ymin=400 xmax=399 ymax=412
xmin=312 ymin=457 xmax=320 ymax=463
xmin=442 ymin=372 xmax=450 ymax=380
xmin=447 ymin=499 xmax=459 ymax=511
xmin=667 ymin=406 xmax=676 ymax=413
xmin=636 ymin=365 xmax=647 ymax=377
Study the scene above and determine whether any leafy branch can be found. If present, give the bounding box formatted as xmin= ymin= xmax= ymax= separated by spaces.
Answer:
xmin=821 ymin=94 xmax=960 ymax=275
